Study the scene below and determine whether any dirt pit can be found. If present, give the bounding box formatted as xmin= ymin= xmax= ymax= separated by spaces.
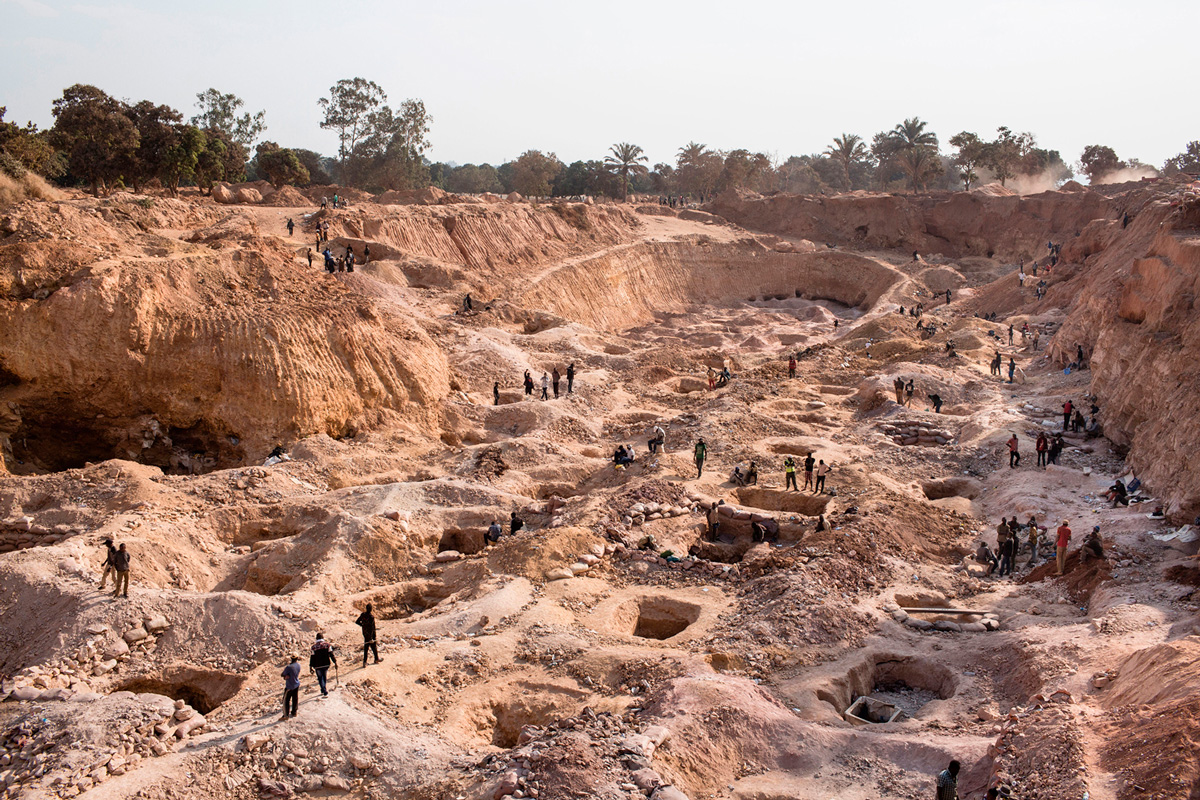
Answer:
xmin=735 ymin=487 xmax=831 ymax=516
xmin=817 ymin=653 xmax=957 ymax=721
xmin=114 ymin=665 xmax=245 ymax=714
xmin=611 ymin=595 xmax=702 ymax=641
xmin=471 ymin=685 xmax=589 ymax=747
xmin=359 ymin=580 xmax=455 ymax=620
xmin=921 ymin=476 xmax=982 ymax=500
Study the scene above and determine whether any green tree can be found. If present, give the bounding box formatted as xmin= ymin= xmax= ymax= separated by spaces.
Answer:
xmin=293 ymin=149 xmax=333 ymax=185
xmin=158 ymin=125 xmax=206 ymax=195
xmin=191 ymin=89 xmax=266 ymax=149
xmin=649 ymin=163 xmax=674 ymax=194
xmin=675 ymin=141 xmax=722 ymax=197
xmin=318 ymin=78 xmax=387 ymax=185
xmin=777 ymin=155 xmax=826 ymax=194
xmin=1078 ymin=144 xmax=1124 ymax=183
xmin=949 ymin=131 xmax=986 ymax=190
xmin=891 ymin=117 xmax=938 ymax=150
xmin=50 ymin=84 xmax=139 ymax=196
xmin=0 ymin=107 xmax=64 ymax=178
xmin=603 ymin=142 xmax=649 ymax=201
xmin=982 ymin=127 xmax=1033 ymax=187
xmin=1163 ymin=141 xmax=1200 ymax=176
xmin=356 ymin=98 xmax=433 ymax=190
xmin=898 ymin=146 xmax=943 ymax=193
xmin=556 ymin=160 xmax=618 ymax=197
xmin=255 ymin=141 xmax=310 ymax=188
xmin=509 ymin=150 xmax=562 ymax=197
xmin=824 ymin=133 xmax=868 ymax=190
xmin=716 ymin=149 xmax=772 ymax=193
xmin=124 ymin=100 xmax=184 ymax=192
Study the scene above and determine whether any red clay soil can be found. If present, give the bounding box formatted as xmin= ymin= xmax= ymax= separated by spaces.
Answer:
xmin=1019 ymin=550 xmax=1113 ymax=605
xmin=1100 ymin=696 xmax=1200 ymax=800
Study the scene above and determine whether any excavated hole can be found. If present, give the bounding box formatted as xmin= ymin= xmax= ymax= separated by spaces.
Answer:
xmin=484 ymin=689 xmax=587 ymax=748
xmin=439 ymin=528 xmax=485 ymax=555
xmin=819 ymin=654 xmax=957 ymax=723
xmin=613 ymin=595 xmax=702 ymax=640
xmin=114 ymin=666 xmax=245 ymax=714
xmin=361 ymin=581 xmax=455 ymax=621
xmin=921 ymin=477 xmax=981 ymax=501
xmin=735 ymin=487 xmax=831 ymax=516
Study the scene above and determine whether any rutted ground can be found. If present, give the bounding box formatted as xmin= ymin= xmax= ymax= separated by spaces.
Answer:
xmin=0 ymin=181 xmax=1198 ymax=800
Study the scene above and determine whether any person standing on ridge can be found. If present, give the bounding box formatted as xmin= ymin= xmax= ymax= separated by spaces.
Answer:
xmin=112 ymin=543 xmax=131 ymax=598
xmin=566 ymin=363 xmax=576 ymax=393
xmin=814 ymin=459 xmax=829 ymax=493
xmin=1008 ymin=357 xmax=1016 ymax=384
xmin=286 ymin=218 xmax=294 ymax=236
xmin=803 ymin=452 xmax=816 ymax=490
xmin=552 ymin=367 xmax=561 ymax=399
xmin=355 ymin=604 xmax=380 ymax=667
xmin=493 ymin=381 xmax=500 ymax=406
xmin=523 ymin=370 xmax=533 ymax=398
xmin=694 ymin=438 xmax=707 ymax=478
xmin=788 ymin=354 xmax=797 ymax=379
xmin=1035 ymin=432 xmax=1048 ymax=467
xmin=1062 ymin=399 xmax=1073 ymax=431
xmin=1056 ymin=519 xmax=1072 ymax=576
xmin=783 ymin=456 xmax=798 ymax=491
xmin=99 ymin=538 xmax=118 ymax=591
xmin=1007 ymin=433 xmax=1020 ymax=468
xmin=540 ymin=372 xmax=549 ymax=400
xmin=309 ymin=633 xmax=336 ymax=697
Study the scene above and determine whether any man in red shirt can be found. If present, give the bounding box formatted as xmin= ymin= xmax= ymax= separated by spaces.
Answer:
xmin=1056 ymin=519 xmax=1072 ymax=575
xmin=1062 ymin=400 xmax=1073 ymax=431
xmin=1007 ymin=434 xmax=1020 ymax=468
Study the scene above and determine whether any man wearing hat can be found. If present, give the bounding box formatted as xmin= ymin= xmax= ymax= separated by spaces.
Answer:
xmin=280 ymin=655 xmax=301 ymax=720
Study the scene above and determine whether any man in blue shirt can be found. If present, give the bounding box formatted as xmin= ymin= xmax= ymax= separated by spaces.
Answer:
xmin=281 ymin=656 xmax=301 ymax=720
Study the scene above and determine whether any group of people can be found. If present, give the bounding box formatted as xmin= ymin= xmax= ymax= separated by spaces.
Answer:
xmin=486 ymin=512 xmax=526 ymax=545
xmin=99 ymin=538 xmax=132 ymax=598
xmin=319 ymin=244 xmax=366 ymax=273
xmin=707 ymin=365 xmax=732 ymax=390
xmin=280 ymin=615 xmax=374 ymax=720
xmin=974 ymin=516 xmax=1103 ymax=579
xmin=517 ymin=364 xmax=577 ymax=401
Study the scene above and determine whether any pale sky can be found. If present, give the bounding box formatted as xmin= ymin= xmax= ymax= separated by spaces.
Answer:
xmin=2 ymin=0 xmax=1195 ymax=170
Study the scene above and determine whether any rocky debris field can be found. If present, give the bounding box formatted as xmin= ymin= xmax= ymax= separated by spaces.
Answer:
xmin=1 ymin=181 xmax=1199 ymax=799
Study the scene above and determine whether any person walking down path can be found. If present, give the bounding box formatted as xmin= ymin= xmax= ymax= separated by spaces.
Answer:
xmin=540 ymin=372 xmax=550 ymax=400
xmin=286 ymin=218 xmax=294 ymax=236
xmin=784 ymin=456 xmax=798 ymax=491
xmin=1056 ymin=519 xmax=1072 ymax=576
xmin=694 ymin=438 xmax=707 ymax=478
xmin=309 ymin=634 xmax=337 ymax=697
xmin=904 ymin=379 xmax=914 ymax=406
xmin=552 ymin=367 xmax=561 ymax=399
xmin=112 ymin=543 xmax=131 ymax=598
xmin=355 ymin=604 xmax=381 ymax=668
xmin=935 ymin=759 xmax=960 ymax=800
xmin=281 ymin=656 xmax=301 ymax=720
xmin=99 ymin=538 xmax=118 ymax=590
xmin=1007 ymin=434 xmax=1020 ymax=468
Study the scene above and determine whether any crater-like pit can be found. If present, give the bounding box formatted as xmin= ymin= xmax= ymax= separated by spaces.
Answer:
xmin=817 ymin=653 xmax=957 ymax=724
xmin=114 ymin=665 xmax=245 ymax=714
xmin=360 ymin=580 xmax=455 ymax=621
xmin=613 ymin=595 xmax=702 ymax=641
xmin=734 ymin=487 xmax=831 ymax=516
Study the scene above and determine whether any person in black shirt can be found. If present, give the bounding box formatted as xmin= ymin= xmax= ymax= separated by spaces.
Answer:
xmin=355 ymin=606 xmax=380 ymax=667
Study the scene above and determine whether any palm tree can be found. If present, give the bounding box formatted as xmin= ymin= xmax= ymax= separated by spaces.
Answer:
xmin=898 ymin=147 xmax=943 ymax=193
xmin=676 ymin=141 xmax=709 ymax=169
xmin=891 ymin=117 xmax=938 ymax=150
xmin=604 ymin=142 xmax=649 ymax=202
xmin=824 ymin=133 xmax=867 ymax=190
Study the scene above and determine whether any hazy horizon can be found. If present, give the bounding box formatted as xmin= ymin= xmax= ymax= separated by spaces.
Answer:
xmin=3 ymin=0 xmax=1195 ymax=172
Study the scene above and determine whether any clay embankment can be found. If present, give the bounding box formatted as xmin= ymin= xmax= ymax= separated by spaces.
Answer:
xmin=708 ymin=187 xmax=1114 ymax=260
xmin=521 ymin=238 xmax=903 ymax=331
xmin=1046 ymin=186 xmax=1200 ymax=518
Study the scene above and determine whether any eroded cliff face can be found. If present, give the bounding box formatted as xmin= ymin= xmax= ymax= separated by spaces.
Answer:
xmin=0 ymin=197 xmax=456 ymax=472
xmin=1049 ymin=190 xmax=1200 ymax=518
xmin=520 ymin=238 xmax=903 ymax=331
xmin=708 ymin=187 xmax=1115 ymax=260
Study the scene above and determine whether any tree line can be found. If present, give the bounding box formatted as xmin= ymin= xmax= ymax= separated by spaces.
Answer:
xmin=2 ymin=80 xmax=1198 ymax=199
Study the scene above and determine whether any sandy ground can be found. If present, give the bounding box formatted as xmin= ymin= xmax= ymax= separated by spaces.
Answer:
xmin=0 ymin=189 xmax=1198 ymax=800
